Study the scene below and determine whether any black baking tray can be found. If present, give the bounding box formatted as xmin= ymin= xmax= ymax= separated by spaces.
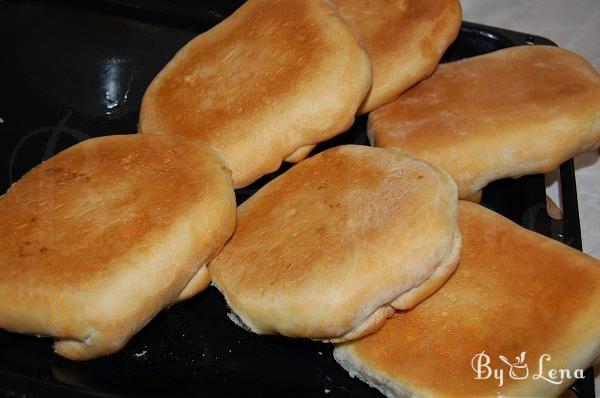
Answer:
xmin=0 ymin=1 xmax=595 ymax=397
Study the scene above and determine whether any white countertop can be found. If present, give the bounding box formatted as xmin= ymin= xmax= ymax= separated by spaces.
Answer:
xmin=462 ymin=1 xmax=600 ymax=392
xmin=461 ymin=0 xmax=600 ymax=260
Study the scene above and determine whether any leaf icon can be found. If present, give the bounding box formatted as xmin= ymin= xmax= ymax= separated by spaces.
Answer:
xmin=499 ymin=355 xmax=511 ymax=367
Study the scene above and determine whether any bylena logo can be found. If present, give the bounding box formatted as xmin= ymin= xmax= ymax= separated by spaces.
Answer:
xmin=471 ymin=351 xmax=585 ymax=387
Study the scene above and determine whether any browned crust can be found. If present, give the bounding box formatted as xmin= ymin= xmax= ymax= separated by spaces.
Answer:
xmin=210 ymin=145 xmax=459 ymax=342
xmin=0 ymin=134 xmax=236 ymax=360
xmin=333 ymin=0 xmax=462 ymax=113
xmin=140 ymin=0 xmax=372 ymax=187
xmin=335 ymin=201 xmax=600 ymax=397
xmin=369 ymin=45 xmax=600 ymax=199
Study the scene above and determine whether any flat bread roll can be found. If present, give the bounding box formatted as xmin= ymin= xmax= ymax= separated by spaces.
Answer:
xmin=333 ymin=0 xmax=462 ymax=114
xmin=283 ymin=0 xmax=462 ymax=162
xmin=139 ymin=0 xmax=372 ymax=188
xmin=0 ymin=134 xmax=236 ymax=360
xmin=368 ymin=45 xmax=600 ymax=199
xmin=210 ymin=145 xmax=461 ymax=343
xmin=334 ymin=201 xmax=600 ymax=397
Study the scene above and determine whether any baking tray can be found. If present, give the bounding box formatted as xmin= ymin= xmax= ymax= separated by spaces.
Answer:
xmin=0 ymin=1 xmax=595 ymax=396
